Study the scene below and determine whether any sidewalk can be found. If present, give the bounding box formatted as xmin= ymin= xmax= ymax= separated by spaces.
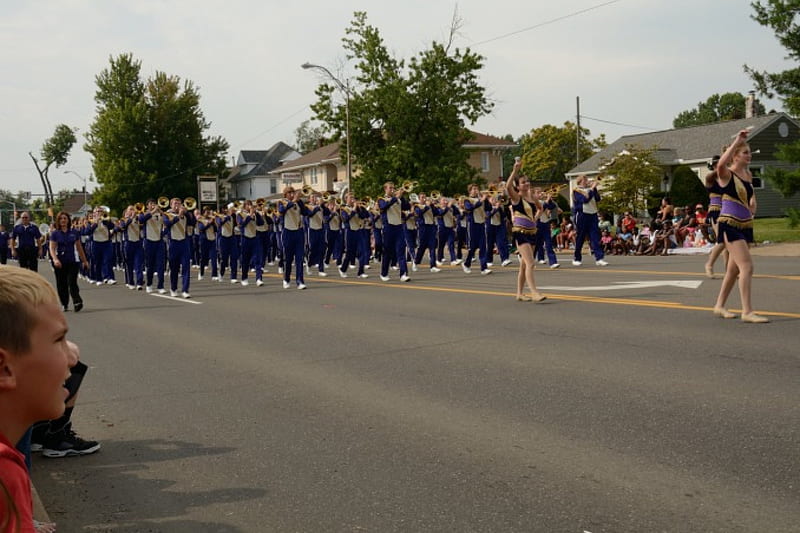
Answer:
xmin=749 ymin=241 xmax=800 ymax=257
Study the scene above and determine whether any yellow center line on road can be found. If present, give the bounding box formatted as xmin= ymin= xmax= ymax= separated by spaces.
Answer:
xmin=260 ymin=274 xmax=800 ymax=319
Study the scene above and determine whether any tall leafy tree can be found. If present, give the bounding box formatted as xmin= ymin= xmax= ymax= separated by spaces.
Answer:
xmin=29 ymin=124 xmax=77 ymax=207
xmin=595 ymin=145 xmax=663 ymax=215
xmin=84 ymin=53 xmax=229 ymax=214
xmin=310 ymin=11 xmax=493 ymax=197
xmin=672 ymin=92 xmax=765 ymax=128
xmin=745 ymin=0 xmax=800 ymax=199
xmin=294 ymin=120 xmax=327 ymax=154
xmin=518 ymin=122 xmax=605 ymax=183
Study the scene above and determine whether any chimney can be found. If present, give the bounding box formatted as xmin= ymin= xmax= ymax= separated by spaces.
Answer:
xmin=745 ymin=91 xmax=758 ymax=119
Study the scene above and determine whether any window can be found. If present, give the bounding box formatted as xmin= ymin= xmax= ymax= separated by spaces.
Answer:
xmin=270 ymin=180 xmax=277 ymax=195
xmin=310 ymin=167 xmax=318 ymax=185
xmin=750 ymin=166 xmax=764 ymax=189
xmin=480 ymin=152 xmax=490 ymax=173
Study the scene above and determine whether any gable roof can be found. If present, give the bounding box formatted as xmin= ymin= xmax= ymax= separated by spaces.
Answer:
xmin=61 ymin=192 xmax=92 ymax=214
xmin=270 ymin=141 xmax=343 ymax=174
xmin=568 ymin=112 xmax=799 ymax=175
xmin=230 ymin=142 xmax=299 ymax=182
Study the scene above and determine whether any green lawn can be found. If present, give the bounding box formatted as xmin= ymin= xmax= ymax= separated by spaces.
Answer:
xmin=754 ymin=217 xmax=800 ymax=243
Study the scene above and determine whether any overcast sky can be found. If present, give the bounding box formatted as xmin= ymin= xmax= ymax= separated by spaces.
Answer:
xmin=0 ymin=0 xmax=791 ymax=197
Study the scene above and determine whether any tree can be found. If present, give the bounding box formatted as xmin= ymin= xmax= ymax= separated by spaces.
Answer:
xmin=595 ymin=145 xmax=663 ymax=215
xmin=29 ymin=124 xmax=77 ymax=208
xmin=294 ymin=120 xmax=327 ymax=154
xmin=668 ymin=165 xmax=708 ymax=209
xmin=745 ymin=1 xmax=800 ymax=199
xmin=672 ymin=92 xmax=765 ymax=128
xmin=84 ymin=54 xmax=229 ymax=214
xmin=518 ymin=122 xmax=605 ymax=183
xmin=309 ymin=11 xmax=493 ymax=197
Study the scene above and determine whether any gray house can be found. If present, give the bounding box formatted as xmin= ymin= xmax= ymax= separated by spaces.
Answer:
xmin=226 ymin=142 xmax=301 ymax=201
xmin=567 ymin=112 xmax=800 ymax=217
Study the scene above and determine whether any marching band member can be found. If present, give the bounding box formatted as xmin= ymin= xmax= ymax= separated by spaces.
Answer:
xmin=338 ymin=194 xmax=369 ymax=279
xmin=711 ymin=130 xmax=767 ymax=323
xmin=461 ymin=184 xmax=492 ymax=275
xmin=119 ymin=205 xmax=144 ymax=289
xmin=485 ymin=194 xmax=511 ymax=267
xmin=571 ymin=175 xmax=608 ymax=266
xmin=88 ymin=207 xmax=116 ymax=285
xmin=139 ymin=198 xmax=167 ymax=294
xmin=324 ymin=199 xmax=343 ymax=267
xmin=507 ymin=161 xmax=546 ymax=302
xmin=216 ymin=204 xmax=240 ymax=284
xmin=369 ymin=204 xmax=383 ymax=264
xmin=49 ymin=211 xmax=89 ymax=312
xmin=436 ymin=197 xmax=459 ymax=266
xmin=278 ymin=186 xmax=311 ymax=289
xmin=306 ymin=194 xmax=329 ymax=277
xmin=456 ymin=199 xmax=468 ymax=263
xmin=256 ymin=204 xmax=271 ymax=273
xmin=197 ymin=207 xmax=219 ymax=281
xmin=533 ymin=187 xmax=560 ymax=269
xmin=237 ymin=200 xmax=264 ymax=287
xmin=10 ymin=211 xmax=42 ymax=271
xmin=378 ymin=181 xmax=411 ymax=282
xmin=163 ymin=197 xmax=195 ymax=298
xmin=413 ymin=193 xmax=441 ymax=272
xmin=703 ymin=154 xmax=726 ymax=278
xmin=403 ymin=206 xmax=418 ymax=268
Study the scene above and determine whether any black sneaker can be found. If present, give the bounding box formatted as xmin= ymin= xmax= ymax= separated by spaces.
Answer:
xmin=74 ymin=301 xmax=83 ymax=313
xmin=42 ymin=427 xmax=101 ymax=457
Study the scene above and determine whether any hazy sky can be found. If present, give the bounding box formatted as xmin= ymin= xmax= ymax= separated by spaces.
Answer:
xmin=0 ymin=0 xmax=791 ymax=197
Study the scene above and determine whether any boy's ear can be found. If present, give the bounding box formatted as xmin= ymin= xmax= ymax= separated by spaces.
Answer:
xmin=0 ymin=349 xmax=17 ymax=390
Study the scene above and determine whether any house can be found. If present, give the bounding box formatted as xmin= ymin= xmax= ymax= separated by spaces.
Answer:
xmin=61 ymin=191 xmax=93 ymax=218
xmin=566 ymin=112 xmax=800 ymax=217
xmin=225 ymin=142 xmax=301 ymax=201
xmin=269 ymin=131 xmax=517 ymax=196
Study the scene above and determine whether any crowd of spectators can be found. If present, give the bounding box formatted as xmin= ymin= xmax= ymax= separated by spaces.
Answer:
xmin=549 ymin=197 xmax=713 ymax=257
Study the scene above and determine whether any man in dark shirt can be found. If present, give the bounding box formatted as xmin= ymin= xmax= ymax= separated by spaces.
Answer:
xmin=10 ymin=212 xmax=42 ymax=271
xmin=0 ymin=224 xmax=9 ymax=264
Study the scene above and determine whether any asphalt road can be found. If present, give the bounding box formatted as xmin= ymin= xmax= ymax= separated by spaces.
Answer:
xmin=30 ymin=253 xmax=799 ymax=532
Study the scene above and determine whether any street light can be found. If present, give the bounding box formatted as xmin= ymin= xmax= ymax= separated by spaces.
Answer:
xmin=63 ymin=170 xmax=88 ymax=212
xmin=301 ymin=62 xmax=352 ymax=184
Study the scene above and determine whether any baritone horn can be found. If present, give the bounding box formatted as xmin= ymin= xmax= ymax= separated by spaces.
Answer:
xmin=430 ymin=190 xmax=441 ymax=201
xmin=301 ymin=184 xmax=317 ymax=197
xmin=184 ymin=197 xmax=197 ymax=210
xmin=157 ymin=196 xmax=170 ymax=209
xmin=134 ymin=202 xmax=146 ymax=214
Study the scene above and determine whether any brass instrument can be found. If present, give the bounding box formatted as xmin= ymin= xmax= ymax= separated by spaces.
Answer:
xmin=543 ymin=183 xmax=569 ymax=197
xmin=430 ymin=190 xmax=441 ymax=201
xmin=334 ymin=197 xmax=343 ymax=206
xmin=255 ymin=198 xmax=266 ymax=207
xmin=408 ymin=193 xmax=420 ymax=205
xmin=399 ymin=180 xmax=418 ymax=193
xmin=157 ymin=196 xmax=170 ymax=209
xmin=134 ymin=202 xmax=146 ymax=214
xmin=184 ymin=197 xmax=197 ymax=210
xmin=301 ymin=184 xmax=316 ymax=197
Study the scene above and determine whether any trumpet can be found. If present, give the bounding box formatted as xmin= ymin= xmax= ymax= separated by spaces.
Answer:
xmin=184 ymin=197 xmax=197 ymax=210
xmin=543 ymin=183 xmax=569 ymax=197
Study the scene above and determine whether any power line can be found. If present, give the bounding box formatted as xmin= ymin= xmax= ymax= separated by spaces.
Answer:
xmin=473 ymin=0 xmax=622 ymax=47
xmin=579 ymin=114 xmax=660 ymax=131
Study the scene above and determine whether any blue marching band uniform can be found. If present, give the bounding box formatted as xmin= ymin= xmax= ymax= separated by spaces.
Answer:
xmin=59 ymin=178 xmax=631 ymax=295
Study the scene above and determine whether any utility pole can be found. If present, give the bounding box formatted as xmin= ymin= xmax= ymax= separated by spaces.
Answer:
xmin=576 ymin=96 xmax=581 ymax=167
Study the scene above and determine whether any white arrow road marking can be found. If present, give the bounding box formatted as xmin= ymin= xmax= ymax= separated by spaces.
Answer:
xmin=538 ymin=280 xmax=703 ymax=291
